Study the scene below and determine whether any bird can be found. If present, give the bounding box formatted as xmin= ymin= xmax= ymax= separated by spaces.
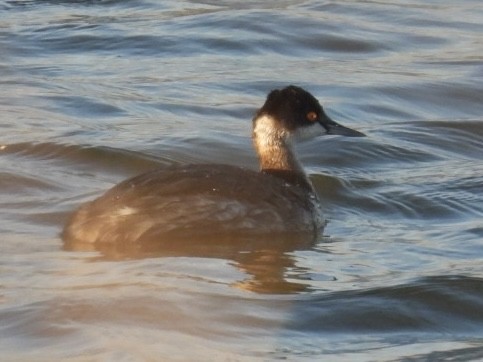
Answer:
xmin=62 ymin=85 xmax=364 ymax=247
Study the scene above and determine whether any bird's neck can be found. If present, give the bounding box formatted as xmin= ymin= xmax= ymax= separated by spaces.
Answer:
xmin=252 ymin=115 xmax=313 ymax=191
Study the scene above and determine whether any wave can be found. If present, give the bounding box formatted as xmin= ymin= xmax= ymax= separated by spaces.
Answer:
xmin=286 ymin=275 xmax=483 ymax=333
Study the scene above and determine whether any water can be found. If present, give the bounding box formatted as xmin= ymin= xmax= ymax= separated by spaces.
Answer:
xmin=1 ymin=0 xmax=483 ymax=360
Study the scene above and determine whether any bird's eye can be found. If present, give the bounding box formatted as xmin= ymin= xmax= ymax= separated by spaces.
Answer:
xmin=306 ymin=111 xmax=318 ymax=122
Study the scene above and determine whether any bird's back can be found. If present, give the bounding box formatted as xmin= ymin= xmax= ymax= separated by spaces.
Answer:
xmin=62 ymin=164 xmax=322 ymax=245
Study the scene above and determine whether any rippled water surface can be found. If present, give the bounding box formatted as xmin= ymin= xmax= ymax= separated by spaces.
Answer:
xmin=1 ymin=0 xmax=483 ymax=360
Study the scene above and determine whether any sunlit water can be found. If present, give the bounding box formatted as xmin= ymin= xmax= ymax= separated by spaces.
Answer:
xmin=1 ymin=0 xmax=483 ymax=360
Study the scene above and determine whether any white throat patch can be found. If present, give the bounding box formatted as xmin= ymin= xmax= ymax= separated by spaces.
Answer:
xmin=253 ymin=114 xmax=327 ymax=145
xmin=292 ymin=122 xmax=327 ymax=141
xmin=253 ymin=114 xmax=289 ymax=147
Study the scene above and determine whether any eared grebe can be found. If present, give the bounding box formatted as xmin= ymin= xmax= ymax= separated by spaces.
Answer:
xmin=62 ymin=86 xmax=363 ymax=245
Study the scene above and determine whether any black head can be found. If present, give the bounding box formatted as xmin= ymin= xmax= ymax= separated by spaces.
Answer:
xmin=255 ymin=85 xmax=364 ymax=137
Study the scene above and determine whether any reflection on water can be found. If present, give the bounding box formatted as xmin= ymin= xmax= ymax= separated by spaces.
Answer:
xmin=64 ymin=231 xmax=317 ymax=294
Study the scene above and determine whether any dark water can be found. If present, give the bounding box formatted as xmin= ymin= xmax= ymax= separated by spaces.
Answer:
xmin=1 ymin=0 xmax=483 ymax=360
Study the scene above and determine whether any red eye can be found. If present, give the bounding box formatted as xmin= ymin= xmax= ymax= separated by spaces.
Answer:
xmin=306 ymin=111 xmax=318 ymax=122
